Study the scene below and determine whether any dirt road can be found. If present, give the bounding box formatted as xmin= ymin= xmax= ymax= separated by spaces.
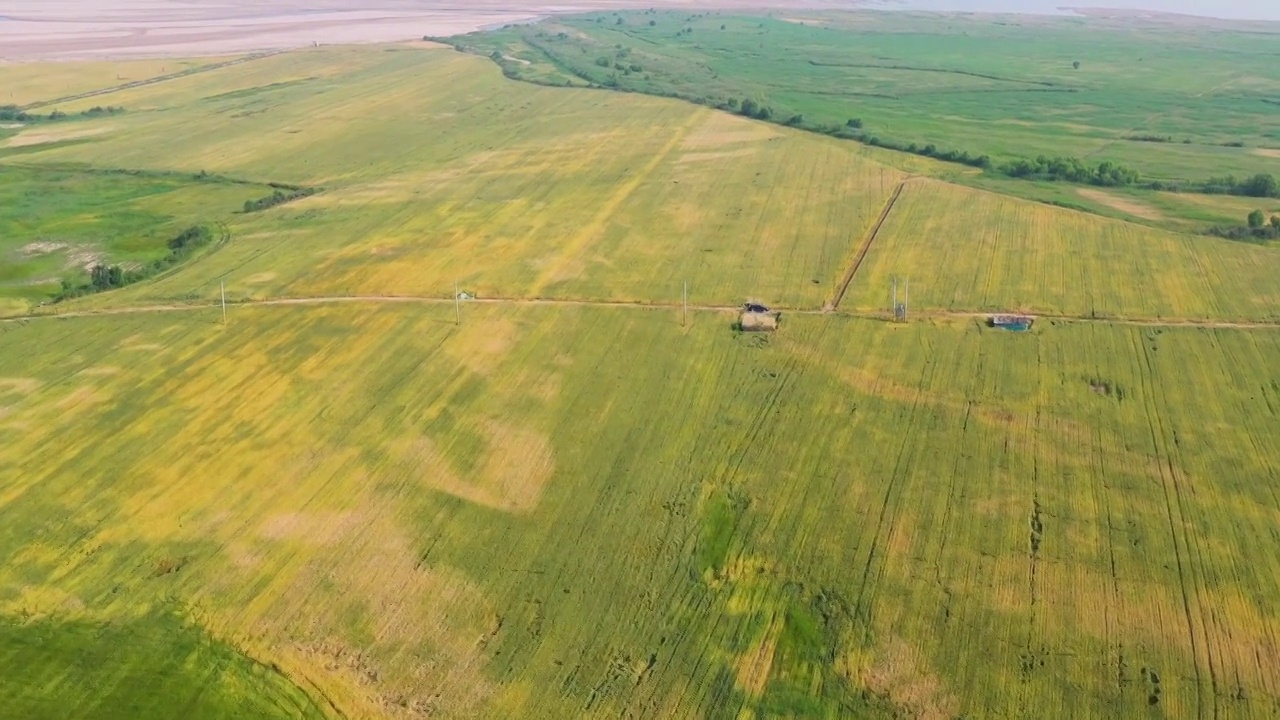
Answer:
xmin=6 ymin=294 xmax=1278 ymax=332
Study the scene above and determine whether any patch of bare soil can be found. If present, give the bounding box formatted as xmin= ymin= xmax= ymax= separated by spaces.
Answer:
xmin=858 ymin=638 xmax=959 ymax=720
xmin=1076 ymin=187 xmax=1164 ymax=221
xmin=20 ymin=241 xmax=68 ymax=255
xmin=401 ymin=418 xmax=555 ymax=514
xmin=0 ymin=377 xmax=41 ymax=396
xmin=66 ymin=248 xmax=104 ymax=271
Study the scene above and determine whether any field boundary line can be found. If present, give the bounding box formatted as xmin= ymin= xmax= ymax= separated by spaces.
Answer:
xmin=825 ymin=179 xmax=910 ymax=312
xmin=21 ymin=50 xmax=289 ymax=111
xmin=0 ymin=295 xmax=748 ymax=324
xmin=7 ymin=295 xmax=1280 ymax=331
xmin=895 ymin=309 xmax=1280 ymax=331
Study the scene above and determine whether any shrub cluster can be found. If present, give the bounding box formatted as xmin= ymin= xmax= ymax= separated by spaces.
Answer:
xmin=0 ymin=104 xmax=124 ymax=123
xmin=737 ymin=98 xmax=773 ymax=121
xmin=1002 ymin=156 xmax=1139 ymax=186
xmin=57 ymin=225 xmax=215 ymax=300
xmin=243 ymin=185 xmax=315 ymax=213
xmin=0 ymin=105 xmax=35 ymax=122
xmin=862 ymin=136 xmax=993 ymax=169
xmin=1209 ymin=211 xmax=1280 ymax=243
xmin=81 ymin=105 xmax=126 ymax=117
xmin=1149 ymin=173 xmax=1279 ymax=199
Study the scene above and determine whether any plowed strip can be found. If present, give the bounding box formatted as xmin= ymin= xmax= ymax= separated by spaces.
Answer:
xmin=826 ymin=180 xmax=908 ymax=312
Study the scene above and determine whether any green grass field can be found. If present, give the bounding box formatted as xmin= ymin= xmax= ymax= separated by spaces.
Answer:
xmin=0 ymin=165 xmax=273 ymax=316
xmin=962 ymin=175 xmax=1280 ymax=233
xmin=2 ymin=19 xmax=1280 ymax=720
xmin=0 ymin=612 xmax=329 ymax=720
xmin=452 ymin=10 xmax=1280 ymax=186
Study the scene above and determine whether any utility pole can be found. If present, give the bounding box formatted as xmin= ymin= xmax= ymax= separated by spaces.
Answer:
xmin=682 ymin=281 xmax=688 ymax=327
xmin=454 ymin=281 xmax=461 ymax=325
xmin=221 ymin=281 xmax=227 ymax=325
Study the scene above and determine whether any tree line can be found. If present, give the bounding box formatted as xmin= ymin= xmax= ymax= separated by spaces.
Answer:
xmin=242 ymin=184 xmax=315 ymax=213
xmin=1003 ymin=156 xmax=1139 ymax=186
xmin=1151 ymin=173 xmax=1280 ymax=199
xmin=454 ymin=34 xmax=1279 ymax=197
xmin=0 ymin=105 xmax=124 ymax=123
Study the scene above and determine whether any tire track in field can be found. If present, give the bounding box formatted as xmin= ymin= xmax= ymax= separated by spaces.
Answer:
xmin=1090 ymin=422 xmax=1125 ymax=696
xmin=1130 ymin=328 xmax=1217 ymax=716
xmin=853 ymin=332 xmax=941 ymax=637
xmin=1139 ymin=331 xmax=1227 ymax=718
xmin=824 ymin=179 xmax=909 ymax=312
xmin=526 ymin=109 xmax=707 ymax=297
xmin=21 ymin=51 xmax=288 ymax=110
xmin=1025 ymin=339 xmax=1045 ymax=695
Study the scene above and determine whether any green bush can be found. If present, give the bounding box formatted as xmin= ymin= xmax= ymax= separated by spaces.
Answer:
xmin=57 ymin=225 xmax=218 ymax=301
xmin=242 ymin=186 xmax=315 ymax=213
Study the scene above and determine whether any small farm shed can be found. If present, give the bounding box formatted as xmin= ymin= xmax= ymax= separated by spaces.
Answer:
xmin=740 ymin=303 xmax=779 ymax=332
xmin=989 ymin=314 xmax=1033 ymax=331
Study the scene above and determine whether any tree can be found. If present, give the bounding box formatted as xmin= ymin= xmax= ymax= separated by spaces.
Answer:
xmin=739 ymin=98 xmax=758 ymax=117
xmin=846 ymin=118 xmax=863 ymax=129
xmin=649 ymin=20 xmax=656 ymax=26
xmin=89 ymin=264 xmax=123 ymax=290
xmin=1248 ymin=209 xmax=1266 ymax=229
xmin=1073 ymin=61 xmax=1081 ymax=70
xmin=1272 ymin=215 xmax=1280 ymax=231
xmin=1243 ymin=173 xmax=1279 ymax=198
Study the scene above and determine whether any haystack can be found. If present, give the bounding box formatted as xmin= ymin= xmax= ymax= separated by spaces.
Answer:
xmin=740 ymin=310 xmax=779 ymax=332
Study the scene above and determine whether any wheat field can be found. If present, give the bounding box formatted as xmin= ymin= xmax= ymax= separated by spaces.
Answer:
xmin=847 ymin=179 xmax=1280 ymax=321
xmin=3 ymin=41 xmax=1280 ymax=719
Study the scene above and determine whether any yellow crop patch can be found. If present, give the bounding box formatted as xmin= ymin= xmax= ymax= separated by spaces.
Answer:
xmin=4 ymin=37 xmax=1280 ymax=720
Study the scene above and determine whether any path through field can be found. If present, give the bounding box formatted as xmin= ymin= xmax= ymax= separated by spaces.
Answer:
xmin=9 ymin=294 xmax=1280 ymax=332
xmin=20 ymin=51 xmax=287 ymax=110
xmin=825 ymin=179 xmax=911 ymax=311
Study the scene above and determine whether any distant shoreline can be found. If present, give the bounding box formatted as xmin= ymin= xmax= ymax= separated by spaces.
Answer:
xmin=1 ymin=1 xmax=1275 ymax=64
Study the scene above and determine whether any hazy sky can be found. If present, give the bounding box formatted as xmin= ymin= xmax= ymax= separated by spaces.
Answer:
xmin=877 ymin=0 xmax=1280 ymax=21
